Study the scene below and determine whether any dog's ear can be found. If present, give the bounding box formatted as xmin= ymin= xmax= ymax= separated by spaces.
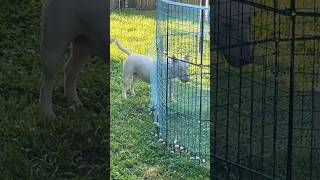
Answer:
xmin=172 ymin=55 xmax=177 ymax=61
xmin=172 ymin=55 xmax=178 ymax=64
xmin=184 ymin=54 xmax=190 ymax=62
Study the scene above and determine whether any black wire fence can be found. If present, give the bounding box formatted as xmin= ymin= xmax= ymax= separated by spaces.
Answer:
xmin=211 ymin=0 xmax=320 ymax=179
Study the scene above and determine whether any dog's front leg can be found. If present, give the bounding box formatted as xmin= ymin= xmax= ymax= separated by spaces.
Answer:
xmin=168 ymin=79 xmax=175 ymax=100
xmin=122 ymin=75 xmax=130 ymax=99
xmin=40 ymin=61 xmax=58 ymax=118
xmin=64 ymin=42 xmax=90 ymax=106
xmin=40 ymin=45 xmax=66 ymax=118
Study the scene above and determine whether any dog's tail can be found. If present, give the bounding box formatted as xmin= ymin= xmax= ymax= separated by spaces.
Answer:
xmin=114 ymin=38 xmax=131 ymax=55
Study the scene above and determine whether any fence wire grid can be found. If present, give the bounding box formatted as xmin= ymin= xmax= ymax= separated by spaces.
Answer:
xmin=211 ymin=0 xmax=320 ymax=179
xmin=151 ymin=0 xmax=210 ymax=162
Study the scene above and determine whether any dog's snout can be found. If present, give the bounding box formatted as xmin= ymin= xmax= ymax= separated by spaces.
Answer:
xmin=180 ymin=75 xmax=190 ymax=83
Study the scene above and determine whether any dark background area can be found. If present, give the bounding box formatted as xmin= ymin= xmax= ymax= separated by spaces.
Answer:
xmin=0 ymin=0 xmax=109 ymax=179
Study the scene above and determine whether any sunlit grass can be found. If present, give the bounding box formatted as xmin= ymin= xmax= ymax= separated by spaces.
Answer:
xmin=110 ymin=9 xmax=209 ymax=179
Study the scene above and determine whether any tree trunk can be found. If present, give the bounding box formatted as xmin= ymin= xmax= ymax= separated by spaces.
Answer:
xmin=120 ymin=0 xmax=125 ymax=8
xmin=136 ymin=0 xmax=156 ymax=10
xmin=148 ymin=0 xmax=156 ymax=10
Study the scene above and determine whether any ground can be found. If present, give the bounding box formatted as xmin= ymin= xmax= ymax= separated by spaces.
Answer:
xmin=110 ymin=9 xmax=209 ymax=179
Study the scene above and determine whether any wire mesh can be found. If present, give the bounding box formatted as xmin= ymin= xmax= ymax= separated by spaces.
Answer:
xmin=211 ymin=0 xmax=320 ymax=179
xmin=151 ymin=0 xmax=210 ymax=161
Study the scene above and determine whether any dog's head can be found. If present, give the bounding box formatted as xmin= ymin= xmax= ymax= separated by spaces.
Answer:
xmin=171 ymin=55 xmax=190 ymax=83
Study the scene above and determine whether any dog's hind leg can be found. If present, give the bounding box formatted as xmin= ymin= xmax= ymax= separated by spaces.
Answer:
xmin=40 ymin=42 xmax=67 ymax=118
xmin=168 ymin=80 xmax=172 ymax=100
xmin=130 ymin=74 xmax=138 ymax=96
xmin=122 ymin=61 xmax=131 ymax=99
xmin=64 ymin=42 xmax=90 ymax=106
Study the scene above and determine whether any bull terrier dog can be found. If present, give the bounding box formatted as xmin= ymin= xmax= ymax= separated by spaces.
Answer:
xmin=39 ymin=0 xmax=108 ymax=118
xmin=113 ymin=38 xmax=190 ymax=99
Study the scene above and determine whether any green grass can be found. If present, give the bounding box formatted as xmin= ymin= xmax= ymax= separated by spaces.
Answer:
xmin=0 ymin=0 xmax=107 ymax=179
xmin=110 ymin=9 xmax=209 ymax=179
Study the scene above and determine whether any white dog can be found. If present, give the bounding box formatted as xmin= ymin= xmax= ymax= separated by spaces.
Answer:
xmin=114 ymin=38 xmax=190 ymax=99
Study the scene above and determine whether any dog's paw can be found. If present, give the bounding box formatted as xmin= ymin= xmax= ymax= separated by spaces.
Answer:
xmin=66 ymin=96 xmax=83 ymax=106
xmin=122 ymin=91 xmax=128 ymax=99
xmin=170 ymin=97 xmax=177 ymax=102
xmin=40 ymin=107 xmax=57 ymax=119
xmin=68 ymin=100 xmax=83 ymax=112
xmin=69 ymin=105 xmax=77 ymax=112
xmin=74 ymin=100 xmax=83 ymax=107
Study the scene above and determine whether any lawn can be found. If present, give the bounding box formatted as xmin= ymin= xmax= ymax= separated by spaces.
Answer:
xmin=0 ymin=0 xmax=107 ymax=179
xmin=110 ymin=9 xmax=210 ymax=179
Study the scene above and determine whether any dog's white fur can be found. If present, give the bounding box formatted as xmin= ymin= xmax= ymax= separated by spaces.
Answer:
xmin=114 ymin=39 xmax=154 ymax=98
xmin=39 ymin=0 xmax=107 ymax=118
xmin=114 ymin=38 xmax=190 ymax=99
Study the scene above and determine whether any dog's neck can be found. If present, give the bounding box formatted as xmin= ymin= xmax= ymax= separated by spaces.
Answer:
xmin=159 ymin=58 xmax=187 ymax=79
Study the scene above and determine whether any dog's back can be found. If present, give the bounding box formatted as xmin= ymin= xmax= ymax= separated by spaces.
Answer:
xmin=41 ymin=0 xmax=107 ymax=59
xmin=124 ymin=54 xmax=154 ymax=83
